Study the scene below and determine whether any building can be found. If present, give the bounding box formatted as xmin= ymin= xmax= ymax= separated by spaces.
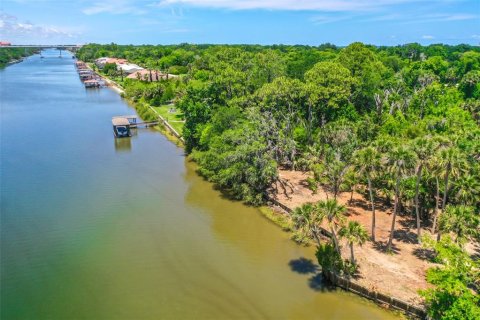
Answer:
xmin=0 ymin=41 xmax=11 ymax=46
xmin=117 ymin=63 xmax=144 ymax=75
xmin=94 ymin=57 xmax=128 ymax=69
xmin=126 ymin=69 xmax=178 ymax=81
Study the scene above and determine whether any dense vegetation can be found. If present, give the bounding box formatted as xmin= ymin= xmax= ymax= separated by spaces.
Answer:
xmin=0 ymin=47 xmax=38 ymax=68
xmin=77 ymin=42 xmax=479 ymax=318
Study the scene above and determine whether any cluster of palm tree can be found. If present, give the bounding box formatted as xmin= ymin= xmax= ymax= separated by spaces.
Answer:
xmin=292 ymin=199 xmax=369 ymax=268
xmin=297 ymin=133 xmax=479 ymax=255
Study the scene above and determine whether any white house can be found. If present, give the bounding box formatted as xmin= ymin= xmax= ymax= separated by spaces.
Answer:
xmin=117 ymin=63 xmax=144 ymax=75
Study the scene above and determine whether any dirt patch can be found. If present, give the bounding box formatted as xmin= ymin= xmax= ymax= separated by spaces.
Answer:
xmin=270 ymin=169 xmax=436 ymax=307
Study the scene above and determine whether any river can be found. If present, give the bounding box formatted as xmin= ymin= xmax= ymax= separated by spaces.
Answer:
xmin=0 ymin=49 xmax=399 ymax=319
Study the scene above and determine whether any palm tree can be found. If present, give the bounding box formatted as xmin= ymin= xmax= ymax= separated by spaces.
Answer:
xmin=292 ymin=203 xmax=324 ymax=247
xmin=427 ymin=136 xmax=451 ymax=234
xmin=316 ymin=199 xmax=346 ymax=255
xmin=453 ymin=173 xmax=480 ymax=206
xmin=353 ymin=146 xmax=381 ymax=241
xmin=386 ymin=146 xmax=416 ymax=252
xmin=437 ymin=146 xmax=466 ymax=211
xmin=339 ymin=221 xmax=369 ymax=265
xmin=410 ymin=136 xmax=435 ymax=242
xmin=438 ymin=205 xmax=479 ymax=244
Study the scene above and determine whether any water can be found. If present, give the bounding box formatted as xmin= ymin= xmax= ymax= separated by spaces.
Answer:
xmin=0 ymin=50 xmax=399 ymax=319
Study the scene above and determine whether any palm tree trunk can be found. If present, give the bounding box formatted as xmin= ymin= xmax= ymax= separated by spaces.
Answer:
xmin=350 ymin=243 xmax=355 ymax=265
xmin=387 ymin=175 xmax=400 ymax=251
xmin=312 ymin=229 xmax=322 ymax=247
xmin=330 ymin=226 xmax=340 ymax=255
xmin=367 ymin=174 xmax=376 ymax=242
xmin=431 ymin=177 xmax=440 ymax=234
xmin=414 ymin=163 xmax=423 ymax=242
xmin=441 ymin=167 xmax=450 ymax=211
xmin=306 ymin=102 xmax=315 ymax=145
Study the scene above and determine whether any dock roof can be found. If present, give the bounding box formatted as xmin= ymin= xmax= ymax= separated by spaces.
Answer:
xmin=112 ymin=117 xmax=130 ymax=126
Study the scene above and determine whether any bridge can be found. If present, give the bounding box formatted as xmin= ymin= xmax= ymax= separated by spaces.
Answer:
xmin=0 ymin=45 xmax=83 ymax=49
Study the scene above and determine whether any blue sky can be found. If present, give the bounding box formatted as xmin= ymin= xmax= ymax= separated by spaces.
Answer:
xmin=0 ymin=0 xmax=479 ymax=45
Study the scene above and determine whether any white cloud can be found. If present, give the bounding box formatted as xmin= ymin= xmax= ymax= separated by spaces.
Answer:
xmin=0 ymin=13 xmax=81 ymax=43
xmin=153 ymin=0 xmax=424 ymax=11
xmin=83 ymin=0 xmax=146 ymax=15
xmin=422 ymin=35 xmax=434 ymax=39
xmin=310 ymin=14 xmax=349 ymax=24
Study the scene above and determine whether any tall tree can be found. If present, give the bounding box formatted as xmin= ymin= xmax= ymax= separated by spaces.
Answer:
xmin=386 ymin=146 xmax=416 ymax=251
xmin=353 ymin=146 xmax=381 ymax=241
xmin=410 ymin=136 xmax=436 ymax=242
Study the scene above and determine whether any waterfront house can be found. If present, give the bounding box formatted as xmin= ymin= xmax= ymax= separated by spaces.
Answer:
xmin=95 ymin=57 xmax=128 ymax=69
xmin=117 ymin=63 xmax=144 ymax=75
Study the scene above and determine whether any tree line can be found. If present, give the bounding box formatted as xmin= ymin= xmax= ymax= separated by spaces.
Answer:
xmin=0 ymin=48 xmax=38 ymax=68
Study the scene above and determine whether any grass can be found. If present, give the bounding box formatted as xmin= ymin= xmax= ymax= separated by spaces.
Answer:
xmin=258 ymin=206 xmax=293 ymax=232
xmin=151 ymin=105 xmax=185 ymax=134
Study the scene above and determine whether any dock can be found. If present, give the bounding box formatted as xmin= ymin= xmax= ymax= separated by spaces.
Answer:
xmin=112 ymin=115 xmax=159 ymax=137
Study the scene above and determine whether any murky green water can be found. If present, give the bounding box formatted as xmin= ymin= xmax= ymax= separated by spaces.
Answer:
xmin=0 ymin=50 xmax=399 ymax=319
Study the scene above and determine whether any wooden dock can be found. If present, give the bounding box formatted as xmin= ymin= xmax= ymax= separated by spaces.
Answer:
xmin=129 ymin=121 xmax=159 ymax=128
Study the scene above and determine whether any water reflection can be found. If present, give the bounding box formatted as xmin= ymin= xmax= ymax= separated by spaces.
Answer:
xmin=114 ymin=137 xmax=132 ymax=152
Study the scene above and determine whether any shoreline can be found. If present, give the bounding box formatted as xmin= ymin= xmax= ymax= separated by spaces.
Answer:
xmin=259 ymin=203 xmax=426 ymax=319
xmin=81 ymin=60 xmax=420 ymax=319
xmin=83 ymin=64 xmax=184 ymax=145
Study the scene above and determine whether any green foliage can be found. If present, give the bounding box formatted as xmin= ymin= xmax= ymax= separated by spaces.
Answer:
xmin=315 ymin=243 xmax=343 ymax=273
xmin=420 ymin=235 xmax=480 ymax=320
xmin=0 ymin=47 xmax=38 ymax=68
xmin=102 ymin=62 xmax=117 ymax=76
xmin=75 ymin=42 xmax=480 ymax=209
xmin=192 ymin=122 xmax=278 ymax=205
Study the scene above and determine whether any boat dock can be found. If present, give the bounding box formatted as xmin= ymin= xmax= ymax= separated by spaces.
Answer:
xmin=75 ymin=60 xmax=105 ymax=88
xmin=112 ymin=115 xmax=159 ymax=137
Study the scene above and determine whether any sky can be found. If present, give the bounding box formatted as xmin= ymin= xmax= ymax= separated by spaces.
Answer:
xmin=0 ymin=0 xmax=479 ymax=46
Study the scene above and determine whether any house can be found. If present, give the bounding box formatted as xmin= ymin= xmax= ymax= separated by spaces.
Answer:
xmin=117 ymin=63 xmax=144 ymax=75
xmin=95 ymin=57 xmax=128 ymax=69
xmin=126 ymin=69 xmax=178 ymax=81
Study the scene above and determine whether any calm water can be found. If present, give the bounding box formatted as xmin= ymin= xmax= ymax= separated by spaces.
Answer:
xmin=0 ymin=50 xmax=399 ymax=319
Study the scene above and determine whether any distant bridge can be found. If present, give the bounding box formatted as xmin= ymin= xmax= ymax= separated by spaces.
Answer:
xmin=0 ymin=45 xmax=83 ymax=50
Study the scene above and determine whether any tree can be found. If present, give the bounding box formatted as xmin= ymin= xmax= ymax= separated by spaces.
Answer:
xmin=316 ymin=199 xmax=346 ymax=255
xmin=410 ymin=136 xmax=435 ymax=242
xmin=453 ymin=174 xmax=480 ymax=206
xmin=437 ymin=146 xmax=467 ymax=212
xmin=339 ymin=221 xmax=369 ymax=265
xmin=386 ymin=146 xmax=416 ymax=251
xmin=337 ymin=42 xmax=385 ymax=111
xmin=420 ymin=235 xmax=480 ymax=320
xmin=291 ymin=203 xmax=324 ymax=246
xmin=353 ymin=146 xmax=381 ymax=241
xmin=303 ymin=61 xmax=354 ymax=142
xmin=438 ymin=205 xmax=479 ymax=244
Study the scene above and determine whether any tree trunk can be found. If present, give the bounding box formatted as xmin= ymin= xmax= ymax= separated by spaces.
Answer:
xmin=441 ymin=166 xmax=450 ymax=211
xmin=330 ymin=226 xmax=341 ymax=255
xmin=414 ymin=163 xmax=423 ymax=243
xmin=307 ymin=103 xmax=313 ymax=144
xmin=350 ymin=243 xmax=355 ymax=265
xmin=312 ymin=230 xmax=322 ymax=247
xmin=431 ymin=177 xmax=441 ymax=234
xmin=367 ymin=174 xmax=376 ymax=242
xmin=387 ymin=174 xmax=400 ymax=251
